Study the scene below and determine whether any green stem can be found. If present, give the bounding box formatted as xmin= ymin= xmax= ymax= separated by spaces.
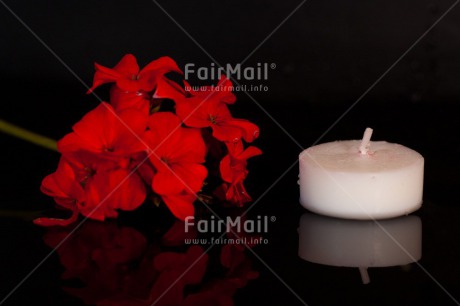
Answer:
xmin=0 ymin=119 xmax=58 ymax=151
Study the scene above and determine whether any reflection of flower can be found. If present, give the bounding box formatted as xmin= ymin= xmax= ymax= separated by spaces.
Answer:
xmin=44 ymin=222 xmax=149 ymax=305
xmin=182 ymin=244 xmax=259 ymax=306
xmin=44 ymin=217 xmax=258 ymax=305
xmin=37 ymin=54 xmax=261 ymax=226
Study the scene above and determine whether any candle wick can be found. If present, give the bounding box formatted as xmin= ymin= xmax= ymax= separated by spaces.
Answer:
xmin=359 ymin=127 xmax=373 ymax=155
xmin=359 ymin=267 xmax=370 ymax=284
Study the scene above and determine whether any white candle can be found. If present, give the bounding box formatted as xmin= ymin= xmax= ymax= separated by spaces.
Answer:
xmin=299 ymin=128 xmax=424 ymax=219
xmin=298 ymin=213 xmax=422 ymax=283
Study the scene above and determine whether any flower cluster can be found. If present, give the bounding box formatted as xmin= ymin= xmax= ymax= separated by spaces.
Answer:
xmin=35 ymin=54 xmax=261 ymax=227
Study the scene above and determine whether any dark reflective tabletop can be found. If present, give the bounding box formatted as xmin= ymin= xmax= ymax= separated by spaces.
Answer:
xmin=1 ymin=92 xmax=460 ymax=305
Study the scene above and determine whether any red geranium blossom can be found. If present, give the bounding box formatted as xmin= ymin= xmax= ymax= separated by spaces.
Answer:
xmin=87 ymin=54 xmax=182 ymax=93
xmin=58 ymin=102 xmax=148 ymax=159
xmin=35 ymin=155 xmax=147 ymax=226
xmin=176 ymin=96 xmax=259 ymax=143
xmin=82 ymin=167 xmax=146 ymax=220
xmin=35 ymin=158 xmax=85 ymax=226
xmin=144 ymin=112 xmax=207 ymax=220
xmin=156 ymin=75 xmax=258 ymax=143
xmin=219 ymin=141 xmax=262 ymax=206
xmin=38 ymin=54 xmax=262 ymax=226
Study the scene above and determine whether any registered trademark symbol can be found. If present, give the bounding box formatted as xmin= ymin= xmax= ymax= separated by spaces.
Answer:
xmin=270 ymin=63 xmax=276 ymax=69
xmin=270 ymin=216 xmax=276 ymax=222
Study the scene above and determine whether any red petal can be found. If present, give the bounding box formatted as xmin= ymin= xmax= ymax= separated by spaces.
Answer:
xmin=161 ymin=193 xmax=196 ymax=221
xmin=112 ymin=107 xmax=149 ymax=154
xmin=113 ymin=54 xmax=139 ymax=75
xmin=212 ymin=124 xmax=242 ymax=143
xmin=116 ymin=78 xmax=143 ymax=92
xmin=41 ymin=158 xmax=85 ymax=204
xmin=172 ymin=163 xmax=207 ymax=193
xmin=168 ymin=128 xmax=206 ymax=164
xmin=109 ymin=85 xmax=150 ymax=114
xmin=238 ymin=146 xmax=263 ymax=160
xmin=87 ymin=63 xmax=124 ymax=93
xmin=225 ymin=119 xmax=260 ymax=143
xmin=109 ymin=170 xmax=146 ymax=211
xmin=58 ymin=132 xmax=93 ymax=153
xmin=136 ymin=159 xmax=155 ymax=185
xmin=146 ymin=112 xmax=183 ymax=153
xmin=60 ymin=102 xmax=116 ymax=153
xmin=133 ymin=57 xmax=182 ymax=92
xmin=219 ymin=155 xmax=232 ymax=183
xmin=58 ymin=102 xmax=148 ymax=156
xmin=226 ymin=181 xmax=252 ymax=206
xmin=141 ymin=56 xmax=182 ymax=75
xmin=82 ymin=170 xmax=146 ymax=220
xmin=154 ymin=76 xmax=186 ymax=101
xmin=152 ymin=169 xmax=184 ymax=195
xmin=216 ymin=76 xmax=236 ymax=104
xmin=88 ymin=54 xmax=139 ymax=92
xmin=176 ymin=99 xmax=213 ymax=128
xmin=148 ymin=112 xmax=183 ymax=138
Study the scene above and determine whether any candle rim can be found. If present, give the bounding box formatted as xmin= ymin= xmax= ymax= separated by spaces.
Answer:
xmin=300 ymin=140 xmax=424 ymax=172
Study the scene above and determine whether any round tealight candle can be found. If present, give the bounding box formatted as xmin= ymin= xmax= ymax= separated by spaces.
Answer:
xmin=299 ymin=128 xmax=424 ymax=219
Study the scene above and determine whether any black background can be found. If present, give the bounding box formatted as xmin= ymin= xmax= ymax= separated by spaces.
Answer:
xmin=1 ymin=1 xmax=460 ymax=305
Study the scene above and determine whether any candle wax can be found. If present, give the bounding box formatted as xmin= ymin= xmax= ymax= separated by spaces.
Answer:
xmin=299 ymin=133 xmax=424 ymax=219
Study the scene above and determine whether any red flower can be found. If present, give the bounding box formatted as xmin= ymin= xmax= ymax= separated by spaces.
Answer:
xmin=35 ymin=158 xmax=85 ymax=226
xmin=87 ymin=54 xmax=182 ymax=93
xmin=144 ymin=112 xmax=207 ymax=220
xmin=176 ymin=97 xmax=259 ymax=143
xmin=58 ymin=102 xmax=148 ymax=159
xmin=82 ymin=167 xmax=146 ymax=220
xmin=219 ymin=141 xmax=262 ymax=206
xmin=35 ymin=153 xmax=147 ymax=226
xmin=38 ymin=54 xmax=262 ymax=226
xmin=155 ymin=75 xmax=258 ymax=143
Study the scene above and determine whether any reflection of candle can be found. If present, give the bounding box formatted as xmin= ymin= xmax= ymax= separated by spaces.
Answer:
xmin=299 ymin=128 xmax=424 ymax=219
xmin=298 ymin=213 xmax=422 ymax=283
